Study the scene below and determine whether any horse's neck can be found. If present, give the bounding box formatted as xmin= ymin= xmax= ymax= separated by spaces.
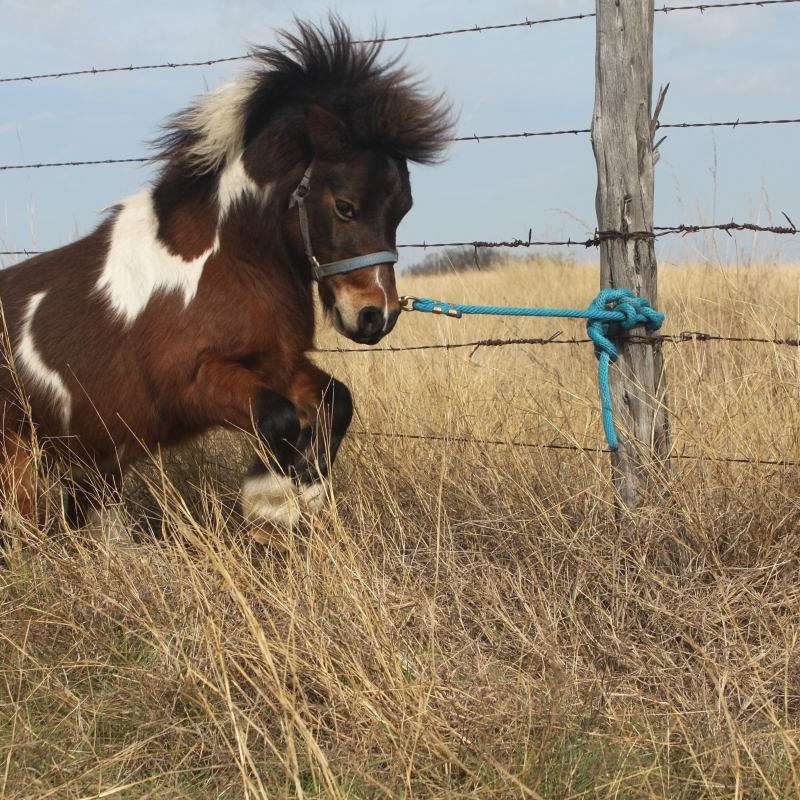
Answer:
xmin=151 ymin=156 xmax=267 ymax=258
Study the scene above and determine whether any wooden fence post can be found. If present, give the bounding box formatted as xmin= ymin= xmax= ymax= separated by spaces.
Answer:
xmin=591 ymin=0 xmax=672 ymax=510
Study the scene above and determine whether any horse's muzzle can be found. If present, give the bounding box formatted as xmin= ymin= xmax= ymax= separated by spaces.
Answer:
xmin=336 ymin=304 xmax=400 ymax=345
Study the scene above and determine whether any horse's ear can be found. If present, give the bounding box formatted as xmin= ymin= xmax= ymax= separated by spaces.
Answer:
xmin=307 ymin=105 xmax=351 ymax=158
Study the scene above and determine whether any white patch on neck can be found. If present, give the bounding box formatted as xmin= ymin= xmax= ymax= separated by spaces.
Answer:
xmin=217 ymin=154 xmax=270 ymax=221
xmin=97 ymin=158 xmax=271 ymax=326
xmin=95 ymin=189 xmax=213 ymax=326
xmin=180 ymin=79 xmax=273 ymax=220
xmin=17 ymin=291 xmax=72 ymax=431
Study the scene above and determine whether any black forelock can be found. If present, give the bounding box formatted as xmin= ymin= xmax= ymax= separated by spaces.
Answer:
xmin=244 ymin=16 xmax=454 ymax=165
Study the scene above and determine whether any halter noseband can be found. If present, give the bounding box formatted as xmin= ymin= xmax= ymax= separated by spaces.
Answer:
xmin=289 ymin=163 xmax=398 ymax=280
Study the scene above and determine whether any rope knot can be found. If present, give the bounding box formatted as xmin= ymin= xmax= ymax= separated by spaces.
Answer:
xmin=585 ymin=288 xmax=665 ymax=450
xmin=585 ymin=288 xmax=664 ymax=363
xmin=398 ymin=288 xmax=665 ymax=452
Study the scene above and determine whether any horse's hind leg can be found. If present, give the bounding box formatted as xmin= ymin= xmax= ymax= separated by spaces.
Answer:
xmin=0 ymin=433 xmax=37 ymax=533
xmin=63 ymin=464 xmax=129 ymax=545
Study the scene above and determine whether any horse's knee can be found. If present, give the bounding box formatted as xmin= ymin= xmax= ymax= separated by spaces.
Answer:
xmin=293 ymin=382 xmax=350 ymax=513
xmin=312 ymin=378 xmax=352 ymax=479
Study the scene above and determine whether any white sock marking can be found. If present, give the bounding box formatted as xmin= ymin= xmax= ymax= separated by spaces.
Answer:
xmin=241 ymin=473 xmax=330 ymax=528
xmin=17 ymin=291 xmax=72 ymax=431
xmin=241 ymin=472 xmax=302 ymax=528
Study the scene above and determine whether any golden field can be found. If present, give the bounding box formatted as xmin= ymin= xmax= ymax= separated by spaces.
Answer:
xmin=3 ymin=257 xmax=800 ymax=798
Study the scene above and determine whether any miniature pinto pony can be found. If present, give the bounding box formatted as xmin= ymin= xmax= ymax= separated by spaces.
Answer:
xmin=0 ymin=19 xmax=451 ymax=530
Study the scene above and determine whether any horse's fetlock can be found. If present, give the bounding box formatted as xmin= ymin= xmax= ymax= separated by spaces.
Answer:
xmin=241 ymin=471 xmax=302 ymax=528
xmin=240 ymin=470 xmax=329 ymax=528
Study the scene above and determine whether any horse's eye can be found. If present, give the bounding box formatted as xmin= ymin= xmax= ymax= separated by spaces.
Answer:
xmin=334 ymin=199 xmax=357 ymax=221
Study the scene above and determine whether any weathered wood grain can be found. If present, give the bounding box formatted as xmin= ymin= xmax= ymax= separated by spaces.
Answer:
xmin=592 ymin=0 xmax=672 ymax=510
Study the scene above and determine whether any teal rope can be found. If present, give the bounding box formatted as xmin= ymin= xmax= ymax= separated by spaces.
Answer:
xmin=403 ymin=288 xmax=665 ymax=450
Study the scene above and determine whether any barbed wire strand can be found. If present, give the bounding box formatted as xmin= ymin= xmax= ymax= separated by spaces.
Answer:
xmin=3 ymin=117 xmax=799 ymax=172
xmin=1 ymin=0 xmax=797 ymax=84
xmin=657 ymin=118 xmax=800 ymax=131
xmin=0 ymin=157 xmax=151 ymax=171
xmin=3 ymin=219 xmax=796 ymax=257
xmin=392 ymin=220 xmax=798 ymax=252
xmin=317 ymin=331 xmax=800 ymax=354
xmin=654 ymin=218 xmax=798 ymax=235
xmin=354 ymin=430 xmax=800 ymax=468
xmin=0 ymin=15 xmax=594 ymax=84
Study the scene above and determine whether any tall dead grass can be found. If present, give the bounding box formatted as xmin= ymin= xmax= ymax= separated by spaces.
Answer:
xmin=2 ymin=258 xmax=800 ymax=798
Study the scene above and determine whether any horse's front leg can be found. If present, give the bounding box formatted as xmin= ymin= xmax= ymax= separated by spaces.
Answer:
xmin=240 ymin=359 xmax=352 ymax=527
xmin=289 ymin=359 xmax=353 ymax=513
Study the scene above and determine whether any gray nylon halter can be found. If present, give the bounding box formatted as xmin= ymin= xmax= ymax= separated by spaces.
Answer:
xmin=289 ymin=163 xmax=398 ymax=280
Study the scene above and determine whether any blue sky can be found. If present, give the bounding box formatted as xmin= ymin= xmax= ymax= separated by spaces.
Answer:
xmin=1 ymin=0 xmax=798 ymax=268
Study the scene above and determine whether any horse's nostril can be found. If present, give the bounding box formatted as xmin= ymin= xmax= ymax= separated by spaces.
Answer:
xmin=357 ymin=306 xmax=384 ymax=337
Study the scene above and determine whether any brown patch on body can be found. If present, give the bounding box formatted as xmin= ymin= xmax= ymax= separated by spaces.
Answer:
xmin=153 ymin=168 xmax=219 ymax=259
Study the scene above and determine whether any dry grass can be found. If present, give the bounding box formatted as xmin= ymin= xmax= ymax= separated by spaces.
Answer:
xmin=3 ymin=257 xmax=800 ymax=798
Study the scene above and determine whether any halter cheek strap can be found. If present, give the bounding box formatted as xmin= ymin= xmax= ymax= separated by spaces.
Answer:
xmin=289 ymin=163 xmax=398 ymax=280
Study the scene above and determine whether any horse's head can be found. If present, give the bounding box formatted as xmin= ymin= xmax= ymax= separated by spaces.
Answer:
xmin=155 ymin=18 xmax=452 ymax=345
xmin=286 ymin=107 xmax=416 ymax=344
